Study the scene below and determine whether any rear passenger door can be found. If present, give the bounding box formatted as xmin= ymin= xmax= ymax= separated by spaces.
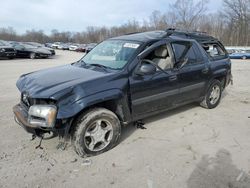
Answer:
xmin=171 ymin=41 xmax=209 ymax=103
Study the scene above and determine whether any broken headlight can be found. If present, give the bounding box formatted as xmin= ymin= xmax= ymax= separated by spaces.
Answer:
xmin=28 ymin=105 xmax=57 ymax=128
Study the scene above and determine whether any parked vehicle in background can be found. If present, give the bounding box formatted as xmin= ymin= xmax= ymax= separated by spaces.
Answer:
xmin=229 ymin=52 xmax=250 ymax=59
xmin=13 ymin=29 xmax=232 ymax=157
xmin=10 ymin=42 xmax=53 ymax=59
xmin=57 ymin=43 xmax=70 ymax=50
xmin=45 ymin=43 xmax=53 ymax=48
xmin=51 ymin=42 xmax=63 ymax=49
xmin=75 ymin=44 xmax=87 ymax=52
xmin=226 ymin=49 xmax=235 ymax=54
xmin=25 ymin=42 xmax=55 ymax=56
xmin=69 ymin=44 xmax=79 ymax=51
xmin=0 ymin=40 xmax=16 ymax=59
xmin=86 ymin=43 xmax=97 ymax=53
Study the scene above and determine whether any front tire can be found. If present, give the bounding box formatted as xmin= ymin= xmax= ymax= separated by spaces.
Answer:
xmin=73 ymin=108 xmax=121 ymax=157
xmin=200 ymin=80 xmax=222 ymax=109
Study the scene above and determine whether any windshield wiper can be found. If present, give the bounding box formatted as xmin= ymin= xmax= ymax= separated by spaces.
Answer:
xmin=89 ymin=63 xmax=109 ymax=71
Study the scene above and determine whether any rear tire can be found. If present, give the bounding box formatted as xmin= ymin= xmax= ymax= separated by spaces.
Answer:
xmin=242 ymin=56 xmax=247 ymax=60
xmin=200 ymin=80 xmax=222 ymax=109
xmin=73 ymin=108 xmax=121 ymax=157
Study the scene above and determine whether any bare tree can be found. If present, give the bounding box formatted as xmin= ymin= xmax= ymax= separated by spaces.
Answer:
xmin=170 ymin=0 xmax=209 ymax=30
xmin=222 ymin=0 xmax=250 ymax=45
xmin=150 ymin=10 xmax=168 ymax=30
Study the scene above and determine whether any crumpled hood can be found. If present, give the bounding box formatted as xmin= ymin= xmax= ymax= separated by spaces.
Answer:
xmin=17 ymin=64 xmax=111 ymax=99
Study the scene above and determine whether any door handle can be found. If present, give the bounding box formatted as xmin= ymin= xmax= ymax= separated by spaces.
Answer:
xmin=169 ymin=75 xmax=177 ymax=81
xmin=202 ymin=67 xmax=209 ymax=74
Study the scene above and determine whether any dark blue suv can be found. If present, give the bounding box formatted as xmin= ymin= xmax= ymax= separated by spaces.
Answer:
xmin=13 ymin=29 xmax=232 ymax=157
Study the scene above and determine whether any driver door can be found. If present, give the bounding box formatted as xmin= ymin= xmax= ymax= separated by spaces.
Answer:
xmin=129 ymin=40 xmax=179 ymax=119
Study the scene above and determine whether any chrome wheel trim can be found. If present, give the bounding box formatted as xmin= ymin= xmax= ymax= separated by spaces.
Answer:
xmin=209 ymin=85 xmax=220 ymax=105
xmin=84 ymin=119 xmax=113 ymax=152
xmin=30 ymin=53 xmax=36 ymax=59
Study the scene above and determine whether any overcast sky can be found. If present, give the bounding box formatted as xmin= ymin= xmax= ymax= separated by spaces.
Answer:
xmin=1 ymin=0 xmax=222 ymax=34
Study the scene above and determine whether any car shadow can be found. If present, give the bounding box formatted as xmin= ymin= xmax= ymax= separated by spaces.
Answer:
xmin=120 ymin=103 xmax=198 ymax=143
xmin=187 ymin=149 xmax=250 ymax=188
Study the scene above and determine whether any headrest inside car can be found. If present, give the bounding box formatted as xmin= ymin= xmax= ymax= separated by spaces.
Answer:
xmin=154 ymin=46 xmax=168 ymax=58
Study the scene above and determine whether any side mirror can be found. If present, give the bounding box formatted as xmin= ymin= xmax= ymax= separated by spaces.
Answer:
xmin=137 ymin=61 xmax=156 ymax=75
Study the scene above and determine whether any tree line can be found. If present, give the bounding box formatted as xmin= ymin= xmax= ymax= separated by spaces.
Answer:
xmin=0 ymin=0 xmax=249 ymax=46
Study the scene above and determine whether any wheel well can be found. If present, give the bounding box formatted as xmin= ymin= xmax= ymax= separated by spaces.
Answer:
xmin=214 ymin=76 xmax=226 ymax=88
xmin=68 ymin=99 xmax=124 ymax=134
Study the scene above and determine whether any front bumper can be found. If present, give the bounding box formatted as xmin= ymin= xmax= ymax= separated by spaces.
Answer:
xmin=0 ymin=52 xmax=16 ymax=58
xmin=13 ymin=104 xmax=51 ymax=136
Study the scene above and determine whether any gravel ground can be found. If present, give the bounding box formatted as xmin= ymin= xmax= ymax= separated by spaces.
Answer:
xmin=0 ymin=50 xmax=250 ymax=188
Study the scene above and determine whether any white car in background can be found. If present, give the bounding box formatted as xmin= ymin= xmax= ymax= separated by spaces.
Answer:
xmin=51 ymin=42 xmax=63 ymax=49
xmin=69 ymin=44 xmax=79 ymax=51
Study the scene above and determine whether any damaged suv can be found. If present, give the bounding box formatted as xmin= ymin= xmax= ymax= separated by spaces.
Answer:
xmin=13 ymin=29 xmax=232 ymax=157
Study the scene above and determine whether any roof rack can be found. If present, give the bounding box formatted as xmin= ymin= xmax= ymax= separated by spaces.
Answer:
xmin=163 ymin=28 xmax=216 ymax=42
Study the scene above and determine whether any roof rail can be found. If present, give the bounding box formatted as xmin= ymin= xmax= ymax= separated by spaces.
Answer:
xmin=162 ymin=28 xmax=215 ymax=42
xmin=124 ymin=31 xmax=141 ymax=35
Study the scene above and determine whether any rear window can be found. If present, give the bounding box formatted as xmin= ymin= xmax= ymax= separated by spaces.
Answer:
xmin=202 ymin=43 xmax=226 ymax=60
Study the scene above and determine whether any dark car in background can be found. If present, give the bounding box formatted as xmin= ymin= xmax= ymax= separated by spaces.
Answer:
xmin=25 ymin=42 xmax=56 ymax=56
xmin=0 ymin=40 xmax=16 ymax=59
xmin=10 ymin=42 xmax=53 ymax=59
xmin=75 ymin=44 xmax=87 ymax=52
xmin=86 ymin=43 xmax=97 ymax=53
xmin=229 ymin=51 xmax=250 ymax=59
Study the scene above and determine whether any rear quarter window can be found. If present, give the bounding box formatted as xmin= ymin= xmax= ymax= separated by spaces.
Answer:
xmin=202 ymin=43 xmax=227 ymax=60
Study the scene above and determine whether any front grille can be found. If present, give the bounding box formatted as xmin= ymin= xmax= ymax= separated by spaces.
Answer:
xmin=5 ymin=48 xmax=15 ymax=52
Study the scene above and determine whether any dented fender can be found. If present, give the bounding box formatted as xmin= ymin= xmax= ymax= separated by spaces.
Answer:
xmin=56 ymin=88 xmax=124 ymax=119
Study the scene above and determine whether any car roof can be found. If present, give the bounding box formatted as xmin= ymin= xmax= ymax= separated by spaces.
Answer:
xmin=111 ymin=29 xmax=218 ymax=44
xmin=111 ymin=30 xmax=166 ymax=43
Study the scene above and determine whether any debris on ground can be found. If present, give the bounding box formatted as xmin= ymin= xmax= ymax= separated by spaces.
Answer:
xmin=134 ymin=120 xmax=147 ymax=129
xmin=236 ymin=170 xmax=245 ymax=182
xmin=81 ymin=158 xmax=92 ymax=166
xmin=71 ymin=158 xmax=78 ymax=163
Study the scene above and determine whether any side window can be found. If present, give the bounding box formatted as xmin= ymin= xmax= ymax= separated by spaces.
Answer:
xmin=171 ymin=42 xmax=203 ymax=65
xmin=202 ymin=43 xmax=226 ymax=60
xmin=143 ymin=44 xmax=173 ymax=70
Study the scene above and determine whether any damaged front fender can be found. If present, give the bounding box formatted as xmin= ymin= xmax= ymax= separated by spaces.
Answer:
xmin=56 ymin=88 xmax=124 ymax=119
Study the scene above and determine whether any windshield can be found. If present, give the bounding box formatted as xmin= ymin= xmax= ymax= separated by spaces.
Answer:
xmin=80 ymin=40 xmax=141 ymax=69
xmin=0 ymin=41 xmax=7 ymax=46
xmin=21 ymin=43 xmax=37 ymax=49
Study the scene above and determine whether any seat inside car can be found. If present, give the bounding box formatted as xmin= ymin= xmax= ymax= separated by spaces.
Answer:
xmin=152 ymin=46 xmax=173 ymax=70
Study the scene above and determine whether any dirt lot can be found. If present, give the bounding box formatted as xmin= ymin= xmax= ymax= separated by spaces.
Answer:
xmin=0 ymin=50 xmax=250 ymax=188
